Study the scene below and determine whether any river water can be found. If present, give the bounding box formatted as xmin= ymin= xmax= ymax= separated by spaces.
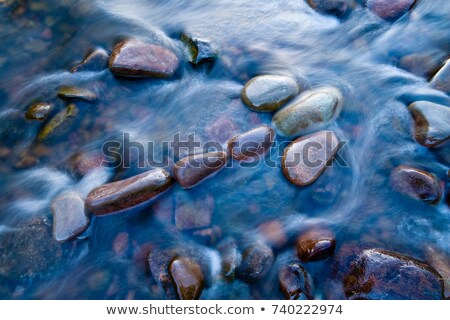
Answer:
xmin=0 ymin=0 xmax=449 ymax=299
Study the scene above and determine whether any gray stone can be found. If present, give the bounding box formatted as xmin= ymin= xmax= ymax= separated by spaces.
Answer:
xmin=430 ymin=59 xmax=450 ymax=94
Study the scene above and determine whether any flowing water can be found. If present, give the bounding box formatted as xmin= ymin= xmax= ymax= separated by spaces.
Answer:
xmin=0 ymin=0 xmax=449 ymax=299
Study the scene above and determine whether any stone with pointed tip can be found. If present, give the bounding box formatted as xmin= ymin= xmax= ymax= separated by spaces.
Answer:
xmin=279 ymin=262 xmax=314 ymax=300
xmin=169 ymin=257 xmax=204 ymax=300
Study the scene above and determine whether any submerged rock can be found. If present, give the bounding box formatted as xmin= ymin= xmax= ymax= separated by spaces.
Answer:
xmin=217 ymin=238 xmax=240 ymax=279
xmin=68 ymin=151 xmax=106 ymax=178
xmin=279 ymin=262 xmax=314 ymax=300
xmin=343 ymin=249 xmax=444 ymax=300
xmin=227 ymin=125 xmax=275 ymax=161
xmin=192 ymin=226 xmax=222 ymax=245
xmin=273 ymin=87 xmax=343 ymax=137
xmin=282 ymin=130 xmax=339 ymax=186
xmin=307 ymin=0 xmax=350 ymax=16
xmin=85 ymin=168 xmax=173 ymax=215
xmin=148 ymin=249 xmax=178 ymax=299
xmin=241 ymin=75 xmax=300 ymax=112
xmin=37 ymin=103 xmax=78 ymax=142
xmin=365 ymin=0 xmax=416 ymax=21
xmin=408 ymin=101 xmax=450 ymax=148
xmin=109 ymin=40 xmax=179 ymax=78
xmin=173 ymin=151 xmax=228 ymax=189
xmin=71 ymin=48 xmax=110 ymax=73
xmin=174 ymin=192 xmax=214 ymax=230
xmin=236 ymin=242 xmax=274 ymax=283
xmin=51 ymin=193 xmax=90 ymax=242
xmin=169 ymin=257 xmax=204 ymax=300
xmin=57 ymin=86 xmax=98 ymax=102
xmin=297 ymin=228 xmax=336 ymax=262
xmin=390 ymin=166 xmax=442 ymax=204
xmin=430 ymin=59 xmax=450 ymax=94
xmin=25 ymin=102 xmax=54 ymax=121
xmin=181 ymin=33 xmax=218 ymax=65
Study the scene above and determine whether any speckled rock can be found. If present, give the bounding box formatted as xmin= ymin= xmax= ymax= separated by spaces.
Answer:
xmin=297 ymin=228 xmax=336 ymax=262
xmin=25 ymin=102 xmax=54 ymax=121
xmin=273 ymin=87 xmax=343 ymax=137
xmin=181 ymin=33 xmax=218 ymax=65
xmin=282 ymin=130 xmax=339 ymax=186
xmin=109 ymin=40 xmax=179 ymax=78
xmin=430 ymin=59 xmax=450 ymax=94
xmin=409 ymin=101 xmax=450 ymax=148
xmin=57 ymin=86 xmax=98 ymax=102
xmin=173 ymin=152 xmax=228 ymax=189
xmin=148 ymin=249 xmax=178 ymax=299
xmin=236 ymin=242 xmax=274 ymax=283
xmin=85 ymin=168 xmax=174 ymax=215
xmin=71 ymin=48 xmax=110 ymax=73
xmin=169 ymin=257 xmax=204 ymax=300
xmin=227 ymin=125 xmax=275 ymax=161
xmin=343 ymin=249 xmax=444 ymax=300
xmin=307 ymin=0 xmax=350 ymax=16
xmin=37 ymin=103 xmax=78 ymax=142
xmin=365 ymin=0 xmax=416 ymax=21
xmin=390 ymin=166 xmax=442 ymax=204
xmin=241 ymin=75 xmax=300 ymax=112
xmin=51 ymin=193 xmax=90 ymax=242
xmin=279 ymin=262 xmax=314 ymax=300
xmin=174 ymin=192 xmax=214 ymax=230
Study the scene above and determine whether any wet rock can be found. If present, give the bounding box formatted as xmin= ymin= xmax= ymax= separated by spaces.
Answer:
xmin=71 ymin=48 xmax=110 ymax=73
xmin=227 ymin=125 xmax=275 ymax=161
xmin=425 ymin=247 xmax=450 ymax=297
xmin=169 ymin=257 xmax=204 ymax=300
xmin=25 ymin=102 xmax=54 ymax=121
xmin=109 ymin=40 xmax=179 ymax=78
xmin=68 ymin=151 xmax=106 ymax=178
xmin=273 ymin=87 xmax=343 ymax=137
xmin=390 ymin=166 xmax=442 ymax=204
xmin=279 ymin=262 xmax=314 ymax=300
xmin=173 ymin=151 xmax=228 ymax=189
xmin=174 ymin=192 xmax=214 ymax=230
xmin=51 ymin=193 xmax=90 ymax=242
xmin=192 ymin=226 xmax=222 ymax=245
xmin=409 ymin=101 xmax=450 ymax=148
xmin=307 ymin=0 xmax=350 ymax=16
xmin=365 ymin=0 xmax=416 ymax=21
xmin=241 ymin=75 xmax=300 ymax=112
xmin=297 ymin=228 xmax=336 ymax=262
xmin=217 ymin=238 xmax=240 ymax=279
xmin=148 ymin=249 xmax=178 ymax=299
xmin=37 ymin=103 xmax=78 ymax=142
xmin=236 ymin=242 xmax=274 ymax=283
xmin=343 ymin=249 xmax=444 ymax=300
xmin=85 ymin=168 xmax=174 ymax=215
xmin=430 ymin=59 xmax=450 ymax=94
xmin=282 ymin=130 xmax=339 ymax=186
xmin=181 ymin=33 xmax=218 ymax=65
xmin=57 ymin=86 xmax=98 ymax=102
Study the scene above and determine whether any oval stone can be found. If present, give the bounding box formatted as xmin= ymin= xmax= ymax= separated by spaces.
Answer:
xmin=51 ymin=193 xmax=90 ymax=242
xmin=297 ymin=228 xmax=336 ymax=262
xmin=169 ymin=257 xmax=204 ymax=300
xmin=227 ymin=125 xmax=275 ymax=161
xmin=365 ymin=0 xmax=416 ymax=21
xmin=85 ymin=168 xmax=174 ymax=215
xmin=307 ymin=0 xmax=349 ymax=16
xmin=408 ymin=101 xmax=450 ymax=148
xmin=430 ymin=59 xmax=450 ymax=94
xmin=109 ymin=40 xmax=179 ymax=78
xmin=25 ymin=102 xmax=54 ymax=121
xmin=241 ymin=75 xmax=300 ymax=112
xmin=173 ymin=151 xmax=228 ymax=189
xmin=57 ymin=86 xmax=98 ymax=102
xmin=390 ymin=166 xmax=442 ymax=204
xmin=279 ymin=262 xmax=314 ymax=300
xmin=282 ymin=130 xmax=339 ymax=186
xmin=273 ymin=87 xmax=343 ymax=137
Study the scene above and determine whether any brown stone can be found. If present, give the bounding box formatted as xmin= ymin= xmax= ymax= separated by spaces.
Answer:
xmin=109 ymin=40 xmax=179 ymax=78
xmin=279 ymin=262 xmax=314 ymax=300
xmin=365 ymin=0 xmax=416 ymax=21
xmin=297 ymin=228 xmax=336 ymax=262
xmin=173 ymin=152 xmax=228 ymax=189
xmin=282 ymin=130 xmax=339 ymax=186
xmin=217 ymin=238 xmax=240 ymax=279
xmin=228 ymin=125 xmax=275 ymax=161
xmin=25 ymin=102 xmax=54 ymax=121
xmin=71 ymin=48 xmax=110 ymax=73
xmin=57 ymin=86 xmax=98 ymax=102
xmin=390 ymin=166 xmax=442 ymax=204
xmin=37 ymin=104 xmax=78 ymax=142
xmin=85 ymin=168 xmax=174 ymax=215
xmin=169 ymin=257 xmax=204 ymax=300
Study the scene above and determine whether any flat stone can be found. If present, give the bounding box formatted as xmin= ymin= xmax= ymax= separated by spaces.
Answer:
xmin=273 ymin=87 xmax=343 ymax=137
xmin=169 ymin=257 xmax=204 ymax=300
xmin=85 ymin=168 xmax=174 ymax=215
xmin=297 ymin=228 xmax=336 ymax=262
xmin=282 ymin=130 xmax=339 ymax=186
xmin=181 ymin=33 xmax=218 ymax=65
xmin=279 ymin=262 xmax=314 ymax=300
xmin=227 ymin=125 xmax=275 ymax=161
xmin=241 ymin=75 xmax=300 ymax=112
xmin=343 ymin=249 xmax=444 ymax=299
xmin=109 ymin=40 xmax=179 ymax=78
xmin=37 ymin=103 xmax=78 ymax=142
xmin=25 ymin=102 xmax=54 ymax=121
xmin=307 ymin=0 xmax=350 ymax=16
xmin=390 ymin=166 xmax=442 ymax=204
xmin=51 ymin=193 xmax=90 ymax=242
xmin=365 ymin=0 xmax=416 ymax=21
xmin=236 ymin=242 xmax=274 ymax=283
xmin=71 ymin=48 xmax=110 ymax=73
xmin=57 ymin=86 xmax=98 ymax=102
xmin=173 ymin=151 xmax=228 ymax=189
xmin=174 ymin=192 xmax=214 ymax=230
xmin=430 ymin=59 xmax=450 ymax=94
xmin=408 ymin=101 xmax=450 ymax=148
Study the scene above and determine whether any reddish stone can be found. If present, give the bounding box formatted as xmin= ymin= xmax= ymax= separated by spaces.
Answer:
xmin=169 ymin=257 xmax=204 ymax=300
xmin=297 ymin=228 xmax=336 ymax=262
xmin=228 ymin=125 xmax=275 ymax=161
